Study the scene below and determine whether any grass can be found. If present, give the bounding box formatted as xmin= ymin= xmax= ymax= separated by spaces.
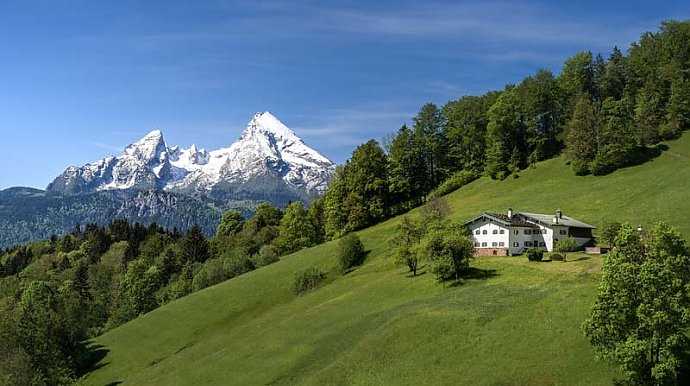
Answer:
xmin=80 ymin=133 xmax=690 ymax=385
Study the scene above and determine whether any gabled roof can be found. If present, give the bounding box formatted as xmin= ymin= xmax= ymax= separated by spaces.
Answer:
xmin=464 ymin=211 xmax=596 ymax=229
xmin=519 ymin=212 xmax=596 ymax=229
xmin=464 ymin=212 xmax=540 ymax=228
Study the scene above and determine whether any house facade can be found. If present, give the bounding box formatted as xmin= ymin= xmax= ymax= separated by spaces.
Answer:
xmin=464 ymin=209 xmax=595 ymax=256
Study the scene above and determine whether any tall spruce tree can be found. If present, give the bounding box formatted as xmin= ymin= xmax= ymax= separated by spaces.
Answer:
xmin=565 ymin=95 xmax=600 ymax=175
xmin=413 ymin=103 xmax=446 ymax=192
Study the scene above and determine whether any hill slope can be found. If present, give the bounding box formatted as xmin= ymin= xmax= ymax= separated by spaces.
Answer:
xmin=80 ymin=133 xmax=690 ymax=385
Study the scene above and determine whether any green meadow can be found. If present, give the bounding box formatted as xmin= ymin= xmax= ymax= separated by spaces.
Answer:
xmin=80 ymin=133 xmax=690 ymax=385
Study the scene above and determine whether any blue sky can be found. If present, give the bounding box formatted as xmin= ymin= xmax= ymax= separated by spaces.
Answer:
xmin=1 ymin=0 xmax=689 ymax=189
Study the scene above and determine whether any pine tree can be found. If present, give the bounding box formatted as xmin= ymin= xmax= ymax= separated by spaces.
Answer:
xmin=413 ymin=103 xmax=447 ymax=191
xmin=565 ymin=95 xmax=600 ymax=175
xmin=387 ymin=124 xmax=423 ymax=212
xmin=485 ymin=89 xmax=524 ymax=179
xmin=180 ymin=225 xmax=210 ymax=263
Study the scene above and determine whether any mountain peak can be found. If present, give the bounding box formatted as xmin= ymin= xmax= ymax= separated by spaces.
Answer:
xmin=124 ymin=129 xmax=167 ymax=160
xmin=244 ymin=111 xmax=298 ymax=140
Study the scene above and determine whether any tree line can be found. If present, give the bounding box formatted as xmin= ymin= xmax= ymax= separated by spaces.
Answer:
xmin=323 ymin=20 xmax=690 ymax=237
xmin=0 ymin=200 xmax=327 ymax=385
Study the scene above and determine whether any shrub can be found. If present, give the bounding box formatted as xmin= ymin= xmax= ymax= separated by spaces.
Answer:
xmin=222 ymin=251 xmax=255 ymax=277
xmin=192 ymin=258 xmax=226 ymax=291
xmin=554 ymin=237 xmax=579 ymax=252
xmin=251 ymin=245 xmax=280 ymax=267
xmin=336 ymin=233 xmax=366 ymax=274
xmin=292 ymin=266 xmax=327 ymax=295
xmin=548 ymin=253 xmax=564 ymax=261
xmin=526 ymin=248 xmax=544 ymax=262
xmin=428 ymin=171 xmax=478 ymax=200
xmin=599 ymin=222 xmax=622 ymax=246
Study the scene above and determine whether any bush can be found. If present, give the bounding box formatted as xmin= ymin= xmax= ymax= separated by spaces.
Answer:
xmin=554 ymin=237 xmax=579 ymax=253
xmin=548 ymin=253 xmax=564 ymax=261
xmin=192 ymin=258 xmax=226 ymax=291
xmin=292 ymin=266 xmax=327 ymax=295
xmin=599 ymin=222 xmax=622 ymax=246
xmin=336 ymin=233 xmax=366 ymax=274
xmin=526 ymin=248 xmax=544 ymax=262
xmin=251 ymin=245 xmax=279 ymax=267
xmin=428 ymin=171 xmax=478 ymax=200
xmin=222 ymin=251 xmax=255 ymax=277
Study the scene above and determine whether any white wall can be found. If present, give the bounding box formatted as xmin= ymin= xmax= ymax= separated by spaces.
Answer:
xmin=509 ymin=226 xmax=549 ymax=254
xmin=468 ymin=219 xmax=509 ymax=249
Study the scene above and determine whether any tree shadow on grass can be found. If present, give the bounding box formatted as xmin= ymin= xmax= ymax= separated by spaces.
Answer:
xmin=340 ymin=250 xmax=372 ymax=275
xmin=566 ymin=255 xmax=591 ymax=262
xmin=593 ymin=143 xmax=669 ymax=176
xmin=75 ymin=342 xmax=110 ymax=378
xmin=447 ymin=267 xmax=499 ymax=287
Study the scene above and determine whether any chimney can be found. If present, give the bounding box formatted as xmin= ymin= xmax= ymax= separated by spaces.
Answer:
xmin=507 ymin=208 xmax=513 ymax=219
xmin=556 ymin=209 xmax=563 ymax=219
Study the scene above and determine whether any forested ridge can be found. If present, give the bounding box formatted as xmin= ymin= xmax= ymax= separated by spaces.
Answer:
xmin=1 ymin=20 xmax=690 ymax=386
xmin=322 ymin=20 xmax=690 ymax=238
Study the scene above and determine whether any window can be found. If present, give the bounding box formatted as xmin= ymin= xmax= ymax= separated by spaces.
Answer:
xmin=475 ymin=230 xmax=480 ymax=235
xmin=474 ymin=242 xmax=480 ymax=247
xmin=524 ymin=229 xmax=531 ymax=235
xmin=559 ymin=229 xmax=567 ymax=235
xmin=492 ymin=229 xmax=498 ymax=235
xmin=481 ymin=242 xmax=487 ymax=247
xmin=499 ymin=229 xmax=505 ymax=234
xmin=482 ymin=230 xmax=487 ymax=235
xmin=492 ymin=242 xmax=498 ymax=247
xmin=499 ymin=242 xmax=504 ymax=247
xmin=525 ymin=241 xmax=532 ymax=247
xmin=513 ymin=242 xmax=519 ymax=247
xmin=539 ymin=242 xmax=546 ymax=247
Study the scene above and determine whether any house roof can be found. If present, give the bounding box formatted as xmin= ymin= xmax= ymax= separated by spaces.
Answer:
xmin=520 ymin=212 xmax=596 ymax=229
xmin=464 ymin=211 xmax=596 ymax=229
xmin=464 ymin=212 xmax=540 ymax=228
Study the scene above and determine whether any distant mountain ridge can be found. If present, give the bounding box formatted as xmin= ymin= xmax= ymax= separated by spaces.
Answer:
xmin=47 ymin=112 xmax=335 ymax=205
xmin=0 ymin=112 xmax=335 ymax=248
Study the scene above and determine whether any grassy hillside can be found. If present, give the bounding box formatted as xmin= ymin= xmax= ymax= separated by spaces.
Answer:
xmin=80 ymin=133 xmax=690 ymax=386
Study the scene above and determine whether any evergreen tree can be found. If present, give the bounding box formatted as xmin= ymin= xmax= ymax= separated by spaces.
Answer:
xmin=387 ymin=124 xmax=423 ymax=213
xmin=413 ymin=103 xmax=447 ymax=191
xmin=180 ymin=225 xmax=210 ymax=264
xmin=485 ymin=88 xmax=524 ymax=179
xmin=565 ymin=95 xmax=600 ymax=175
xmin=600 ymin=47 xmax=628 ymax=100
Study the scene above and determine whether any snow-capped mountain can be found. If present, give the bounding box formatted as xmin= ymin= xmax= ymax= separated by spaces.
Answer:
xmin=47 ymin=112 xmax=335 ymax=205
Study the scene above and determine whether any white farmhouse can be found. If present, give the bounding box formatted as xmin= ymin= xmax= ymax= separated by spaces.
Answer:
xmin=464 ymin=209 xmax=596 ymax=256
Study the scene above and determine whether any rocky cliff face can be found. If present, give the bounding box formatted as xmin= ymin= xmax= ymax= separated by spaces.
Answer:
xmin=47 ymin=112 xmax=335 ymax=206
